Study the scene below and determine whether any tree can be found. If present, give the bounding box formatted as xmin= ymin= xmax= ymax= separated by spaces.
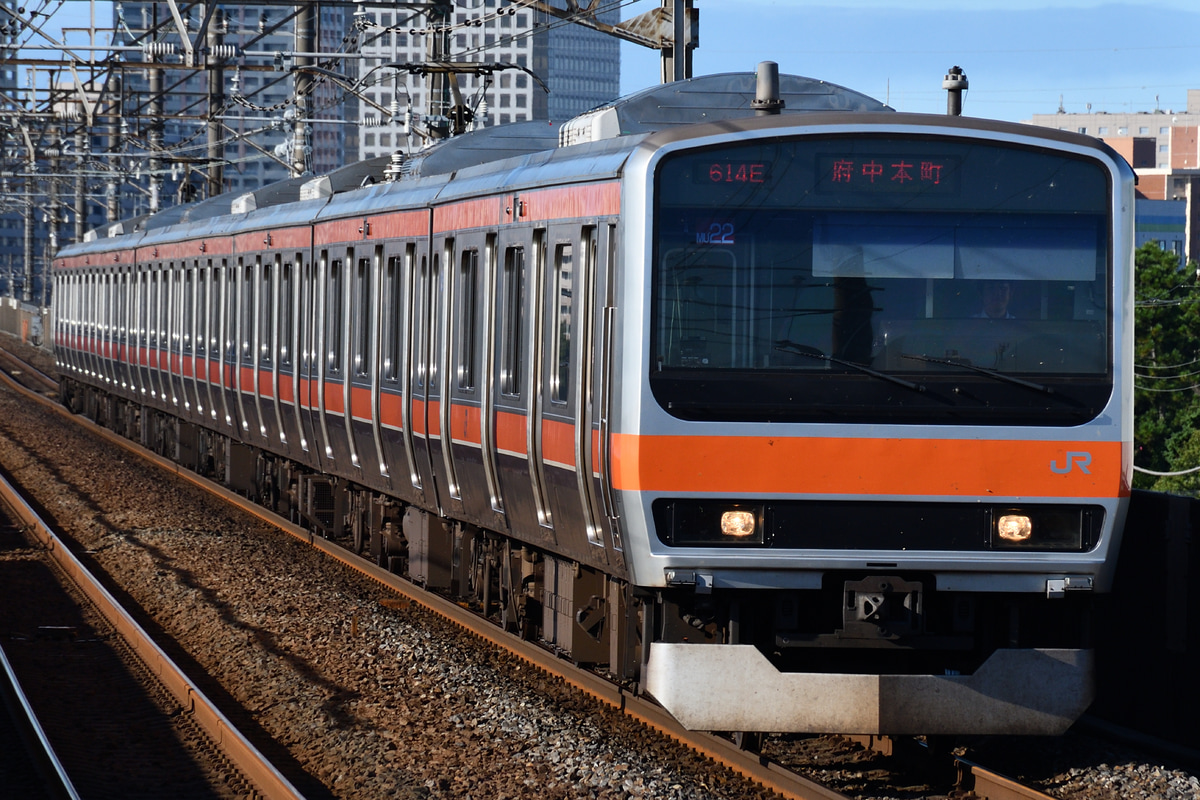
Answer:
xmin=1132 ymin=242 xmax=1200 ymax=492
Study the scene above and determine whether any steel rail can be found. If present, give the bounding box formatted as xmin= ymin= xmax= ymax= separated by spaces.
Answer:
xmin=0 ymin=345 xmax=56 ymax=394
xmin=0 ymin=640 xmax=81 ymax=800
xmin=958 ymin=759 xmax=1058 ymax=800
xmin=0 ymin=394 xmax=307 ymax=800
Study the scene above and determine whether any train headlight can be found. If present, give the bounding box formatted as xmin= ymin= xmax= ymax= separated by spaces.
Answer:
xmin=720 ymin=510 xmax=757 ymax=538
xmin=653 ymin=501 xmax=765 ymax=546
xmin=990 ymin=508 xmax=1087 ymax=551
xmin=996 ymin=514 xmax=1032 ymax=543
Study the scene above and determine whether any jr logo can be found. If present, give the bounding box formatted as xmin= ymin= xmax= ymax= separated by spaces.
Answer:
xmin=1051 ymin=452 xmax=1092 ymax=475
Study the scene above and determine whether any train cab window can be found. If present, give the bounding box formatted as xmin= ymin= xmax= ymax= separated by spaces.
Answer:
xmin=651 ymin=134 xmax=1112 ymax=425
xmin=551 ymin=243 xmax=573 ymax=404
xmin=457 ymin=249 xmax=479 ymax=391
xmin=500 ymin=247 xmax=525 ymax=397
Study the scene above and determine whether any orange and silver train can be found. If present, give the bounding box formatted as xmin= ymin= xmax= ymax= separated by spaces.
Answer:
xmin=52 ymin=70 xmax=1134 ymax=736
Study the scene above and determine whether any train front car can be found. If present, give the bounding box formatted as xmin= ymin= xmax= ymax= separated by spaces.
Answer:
xmin=618 ymin=113 xmax=1134 ymax=735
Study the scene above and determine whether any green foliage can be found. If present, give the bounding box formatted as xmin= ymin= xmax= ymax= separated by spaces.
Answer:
xmin=1133 ymin=242 xmax=1200 ymax=493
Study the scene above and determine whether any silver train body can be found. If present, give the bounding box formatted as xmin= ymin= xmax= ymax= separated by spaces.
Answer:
xmin=52 ymin=73 xmax=1135 ymax=735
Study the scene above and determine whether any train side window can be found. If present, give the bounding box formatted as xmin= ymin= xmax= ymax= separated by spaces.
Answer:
xmin=415 ymin=254 xmax=428 ymax=388
xmin=259 ymin=257 xmax=272 ymax=367
xmin=172 ymin=266 xmax=182 ymax=352
xmin=159 ymin=266 xmax=168 ymax=351
xmin=500 ymin=246 xmax=524 ymax=397
xmin=327 ymin=257 xmax=344 ymax=374
xmin=183 ymin=267 xmax=194 ymax=354
xmin=151 ymin=270 xmax=161 ymax=350
xmin=457 ymin=248 xmax=479 ymax=391
xmin=225 ymin=264 xmax=238 ymax=360
xmin=138 ymin=271 xmax=148 ymax=351
xmin=144 ymin=271 xmax=153 ymax=352
xmin=429 ymin=252 xmax=443 ymax=387
xmin=382 ymin=252 xmax=401 ymax=383
xmin=551 ymin=243 xmax=573 ymax=404
xmin=353 ymin=255 xmax=371 ymax=378
xmin=152 ymin=269 xmax=161 ymax=352
xmin=206 ymin=263 xmax=217 ymax=356
xmin=113 ymin=271 xmax=123 ymax=346
xmin=169 ymin=267 xmax=180 ymax=351
xmin=279 ymin=257 xmax=293 ymax=367
xmin=241 ymin=259 xmax=255 ymax=364
xmin=195 ymin=265 xmax=207 ymax=357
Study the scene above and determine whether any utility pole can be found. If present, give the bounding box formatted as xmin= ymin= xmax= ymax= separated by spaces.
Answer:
xmin=429 ymin=0 xmax=452 ymax=136
xmin=23 ymin=137 xmax=34 ymax=302
xmin=74 ymin=128 xmax=86 ymax=243
xmin=46 ymin=127 xmax=60 ymax=307
xmin=662 ymin=0 xmax=697 ymax=83
xmin=207 ymin=5 xmax=227 ymax=196
xmin=105 ymin=70 xmax=121 ymax=222
xmin=148 ymin=17 xmax=164 ymax=213
xmin=291 ymin=2 xmax=315 ymax=177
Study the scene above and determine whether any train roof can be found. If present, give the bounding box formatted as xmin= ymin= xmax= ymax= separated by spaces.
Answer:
xmin=67 ymin=70 xmax=893 ymax=251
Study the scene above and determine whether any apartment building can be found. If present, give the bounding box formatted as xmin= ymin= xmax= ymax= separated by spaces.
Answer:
xmin=114 ymin=2 xmax=353 ymax=206
xmin=356 ymin=1 xmax=620 ymax=161
xmin=1027 ymin=90 xmax=1200 ymax=262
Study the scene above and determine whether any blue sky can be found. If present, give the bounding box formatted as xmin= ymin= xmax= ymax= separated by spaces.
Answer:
xmin=33 ymin=1 xmax=1200 ymax=124
xmin=619 ymin=1 xmax=1200 ymax=121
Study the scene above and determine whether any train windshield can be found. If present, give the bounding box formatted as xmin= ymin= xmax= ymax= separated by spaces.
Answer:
xmin=650 ymin=134 xmax=1113 ymax=425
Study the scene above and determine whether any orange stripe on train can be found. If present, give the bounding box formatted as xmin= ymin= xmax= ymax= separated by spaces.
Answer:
xmin=609 ymin=434 xmax=1128 ymax=498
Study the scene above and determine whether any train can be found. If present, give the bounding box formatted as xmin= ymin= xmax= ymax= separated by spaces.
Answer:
xmin=51 ymin=65 xmax=1135 ymax=736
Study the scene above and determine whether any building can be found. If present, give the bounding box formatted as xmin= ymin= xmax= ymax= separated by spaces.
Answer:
xmin=113 ymin=2 xmax=355 ymax=208
xmin=0 ymin=0 xmax=26 ymax=295
xmin=1026 ymin=90 xmax=1200 ymax=263
xmin=356 ymin=0 xmax=620 ymax=161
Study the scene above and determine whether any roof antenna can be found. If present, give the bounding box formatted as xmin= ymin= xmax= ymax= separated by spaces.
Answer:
xmin=943 ymin=66 xmax=968 ymax=116
xmin=753 ymin=61 xmax=784 ymax=116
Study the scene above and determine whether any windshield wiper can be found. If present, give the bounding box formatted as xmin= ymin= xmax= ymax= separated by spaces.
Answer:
xmin=901 ymin=353 xmax=1053 ymax=394
xmin=775 ymin=340 xmax=926 ymax=393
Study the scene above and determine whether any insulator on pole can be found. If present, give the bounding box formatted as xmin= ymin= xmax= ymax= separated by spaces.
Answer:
xmin=142 ymin=42 xmax=178 ymax=57
xmin=208 ymin=44 xmax=237 ymax=60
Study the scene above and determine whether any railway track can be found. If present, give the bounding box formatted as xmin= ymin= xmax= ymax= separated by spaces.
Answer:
xmin=0 ymin=336 xmax=1192 ymax=800
xmin=0 ymin=600 xmax=78 ymax=800
xmin=0 ymin=450 xmax=307 ymax=799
